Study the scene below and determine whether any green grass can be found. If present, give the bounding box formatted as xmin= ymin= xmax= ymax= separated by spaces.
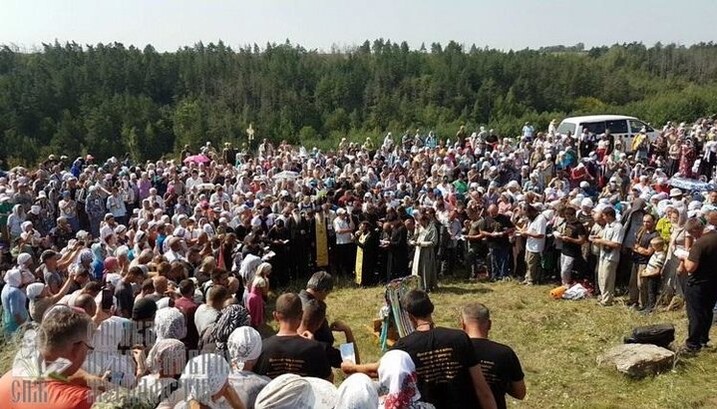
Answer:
xmin=324 ymin=279 xmax=717 ymax=409
xmin=3 ymin=279 xmax=716 ymax=408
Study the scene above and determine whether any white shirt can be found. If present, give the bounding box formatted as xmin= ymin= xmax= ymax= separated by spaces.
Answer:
xmin=525 ymin=215 xmax=547 ymax=253
xmin=194 ymin=304 xmax=220 ymax=336
xmin=333 ymin=216 xmax=353 ymax=245
xmin=100 ymin=224 xmax=115 ymax=242
xmin=147 ymin=194 xmax=165 ymax=210
xmin=186 ymin=177 xmax=202 ymax=191
xmin=164 ymin=249 xmax=184 ymax=264
xmin=107 ymin=195 xmax=127 ymax=218
xmin=210 ymin=192 xmax=231 ymax=207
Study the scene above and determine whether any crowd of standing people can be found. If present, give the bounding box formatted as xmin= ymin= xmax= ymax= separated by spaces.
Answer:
xmin=0 ymin=116 xmax=716 ymax=408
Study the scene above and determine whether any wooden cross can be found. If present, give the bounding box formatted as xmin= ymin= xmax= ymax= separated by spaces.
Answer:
xmin=246 ymin=123 xmax=255 ymax=143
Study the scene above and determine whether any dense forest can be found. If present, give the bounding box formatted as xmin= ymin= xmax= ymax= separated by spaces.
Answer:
xmin=2 ymin=40 xmax=717 ymax=166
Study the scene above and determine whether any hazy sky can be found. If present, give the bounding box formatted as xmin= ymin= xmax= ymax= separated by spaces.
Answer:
xmin=2 ymin=0 xmax=715 ymax=52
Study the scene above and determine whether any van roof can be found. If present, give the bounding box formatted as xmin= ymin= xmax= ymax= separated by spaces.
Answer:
xmin=561 ymin=115 xmax=637 ymax=123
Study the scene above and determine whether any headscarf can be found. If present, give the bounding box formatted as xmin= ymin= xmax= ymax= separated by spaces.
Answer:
xmin=79 ymin=248 xmax=93 ymax=265
xmin=20 ymin=221 xmax=33 ymax=233
xmin=145 ymin=338 xmax=186 ymax=374
xmin=336 ymin=373 xmax=380 ymax=409
xmin=3 ymin=268 xmax=23 ymax=288
xmin=211 ymin=304 xmax=251 ymax=351
xmin=91 ymin=242 xmax=105 ymax=261
xmin=104 ymin=256 xmax=118 ymax=272
xmin=378 ymin=350 xmax=421 ymax=409
xmin=306 ymin=377 xmax=339 ymax=409
xmin=153 ymin=307 xmax=187 ymax=340
xmin=180 ymin=353 xmax=230 ymax=406
xmin=92 ymin=316 xmax=128 ymax=353
xmin=17 ymin=253 xmax=32 ymax=268
xmin=227 ymin=326 xmax=262 ymax=370
xmin=26 ymin=283 xmax=45 ymax=301
xmin=255 ymin=373 xmax=315 ymax=409
xmin=115 ymin=245 xmax=129 ymax=258
xmin=11 ymin=204 xmax=23 ymax=217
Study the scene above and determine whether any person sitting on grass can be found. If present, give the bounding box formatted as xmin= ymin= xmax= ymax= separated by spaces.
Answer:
xmin=461 ymin=302 xmax=526 ymax=409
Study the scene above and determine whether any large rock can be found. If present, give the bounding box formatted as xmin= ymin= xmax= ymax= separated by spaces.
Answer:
xmin=597 ymin=344 xmax=675 ymax=378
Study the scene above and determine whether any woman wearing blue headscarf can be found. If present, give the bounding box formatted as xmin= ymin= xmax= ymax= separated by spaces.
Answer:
xmin=90 ymin=242 xmax=106 ymax=281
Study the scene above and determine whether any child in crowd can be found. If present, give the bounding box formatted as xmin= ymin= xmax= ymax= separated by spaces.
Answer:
xmin=641 ymin=237 xmax=667 ymax=313
xmin=246 ymin=262 xmax=272 ymax=328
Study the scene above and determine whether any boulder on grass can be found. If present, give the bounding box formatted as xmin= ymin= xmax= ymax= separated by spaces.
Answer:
xmin=597 ymin=343 xmax=675 ymax=378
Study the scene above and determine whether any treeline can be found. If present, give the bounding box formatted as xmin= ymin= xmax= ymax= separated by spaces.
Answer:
xmin=2 ymin=40 xmax=717 ymax=165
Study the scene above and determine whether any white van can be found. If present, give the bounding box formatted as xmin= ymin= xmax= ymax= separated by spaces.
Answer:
xmin=556 ymin=115 xmax=658 ymax=153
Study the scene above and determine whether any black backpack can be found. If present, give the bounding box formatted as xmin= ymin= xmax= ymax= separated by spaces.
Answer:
xmin=624 ymin=323 xmax=675 ymax=348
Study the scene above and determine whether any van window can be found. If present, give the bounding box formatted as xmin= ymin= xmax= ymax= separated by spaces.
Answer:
xmin=606 ymin=119 xmax=628 ymax=134
xmin=557 ymin=122 xmax=576 ymax=136
xmin=629 ymin=120 xmax=654 ymax=133
xmin=582 ymin=121 xmax=606 ymax=135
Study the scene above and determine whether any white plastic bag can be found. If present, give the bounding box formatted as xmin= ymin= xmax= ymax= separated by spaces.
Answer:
xmin=562 ymin=283 xmax=588 ymax=300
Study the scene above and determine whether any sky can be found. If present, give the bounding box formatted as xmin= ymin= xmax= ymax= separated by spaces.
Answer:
xmin=2 ymin=0 xmax=716 ymax=52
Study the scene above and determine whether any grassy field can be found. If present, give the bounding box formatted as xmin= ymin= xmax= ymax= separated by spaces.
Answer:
xmin=324 ymin=279 xmax=717 ymax=409
xmin=1 ymin=279 xmax=715 ymax=409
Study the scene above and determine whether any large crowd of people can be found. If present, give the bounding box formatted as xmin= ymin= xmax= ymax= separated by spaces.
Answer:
xmin=0 ymin=116 xmax=716 ymax=408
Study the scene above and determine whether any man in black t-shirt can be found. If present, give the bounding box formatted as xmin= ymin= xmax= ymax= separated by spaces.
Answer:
xmin=461 ymin=302 xmax=525 ymax=409
xmin=680 ymin=217 xmax=717 ymax=352
xmin=114 ymin=266 xmax=144 ymax=318
xmin=555 ymin=206 xmax=586 ymax=285
xmin=629 ymin=214 xmax=657 ymax=309
xmin=298 ymin=271 xmax=357 ymax=369
xmin=479 ymin=204 xmax=515 ymax=281
xmin=393 ymin=290 xmax=497 ymax=409
xmin=254 ymin=293 xmax=332 ymax=380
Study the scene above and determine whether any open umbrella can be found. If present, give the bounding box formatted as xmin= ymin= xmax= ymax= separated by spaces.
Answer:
xmin=272 ymin=170 xmax=299 ymax=181
xmin=183 ymin=154 xmax=210 ymax=165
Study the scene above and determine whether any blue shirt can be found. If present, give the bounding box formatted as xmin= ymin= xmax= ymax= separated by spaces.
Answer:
xmin=2 ymin=285 xmax=27 ymax=334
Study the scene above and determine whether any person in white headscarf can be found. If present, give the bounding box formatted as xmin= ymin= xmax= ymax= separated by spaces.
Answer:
xmin=135 ymin=338 xmax=186 ymax=405
xmin=174 ymin=353 xmax=245 ymax=409
xmin=20 ymin=220 xmax=41 ymax=246
xmin=336 ymin=373 xmax=380 ymax=409
xmin=154 ymin=307 xmax=187 ymax=341
xmin=14 ymin=252 xmax=36 ymax=288
xmin=227 ymin=326 xmax=270 ymax=409
xmin=26 ymin=274 xmax=73 ymax=323
xmin=254 ymin=373 xmax=315 ymax=409
xmin=7 ymin=204 xmax=25 ymax=240
xmin=304 ymin=377 xmax=338 ymax=409
xmin=1 ymin=267 xmax=28 ymax=333
xmin=378 ymin=350 xmax=435 ymax=409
